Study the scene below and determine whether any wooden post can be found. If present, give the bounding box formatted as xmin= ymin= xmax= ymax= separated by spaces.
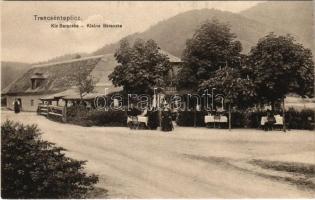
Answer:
xmin=194 ymin=109 xmax=197 ymax=127
xmin=158 ymin=94 xmax=162 ymax=129
xmin=63 ymin=100 xmax=68 ymax=123
xmin=47 ymin=105 xmax=51 ymax=119
xmin=228 ymin=103 xmax=231 ymax=131
xmin=282 ymin=97 xmax=286 ymax=132
xmin=159 ymin=110 xmax=162 ymax=129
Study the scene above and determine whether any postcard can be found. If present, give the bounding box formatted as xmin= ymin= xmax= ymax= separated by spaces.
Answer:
xmin=1 ymin=1 xmax=314 ymax=199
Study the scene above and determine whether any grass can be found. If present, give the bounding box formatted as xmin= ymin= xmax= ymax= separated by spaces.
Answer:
xmin=250 ymin=159 xmax=315 ymax=175
xmin=250 ymin=159 xmax=315 ymax=191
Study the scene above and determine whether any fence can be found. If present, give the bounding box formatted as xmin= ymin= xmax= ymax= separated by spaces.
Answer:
xmin=47 ymin=105 xmax=66 ymax=122
xmin=37 ymin=104 xmax=48 ymax=116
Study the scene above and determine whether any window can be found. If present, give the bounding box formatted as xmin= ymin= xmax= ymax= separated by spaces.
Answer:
xmin=30 ymin=73 xmax=46 ymax=90
xmin=30 ymin=99 xmax=34 ymax=106
xmin=31 ymin=79 xmax=36 ymax=89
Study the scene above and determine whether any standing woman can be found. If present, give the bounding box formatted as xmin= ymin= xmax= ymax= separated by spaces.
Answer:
xmin=13 ymin=99 xmax=20 ymax=113
xmin=161 ymin=106 xmax=174 ymax=132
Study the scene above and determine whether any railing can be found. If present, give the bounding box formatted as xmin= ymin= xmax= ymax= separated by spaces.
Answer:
xmin=37 ymin=104 xmax=49 ymax=116
xmin=47 ymin=105 xmax=66 ymax=122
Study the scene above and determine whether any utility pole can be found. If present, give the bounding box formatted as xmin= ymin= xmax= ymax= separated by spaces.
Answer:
xmin=212 ymin=88 xmax=216 ymax=111
xmin=228 ymin=103 xmax=231 ymax=131
xmin=283 ymin=97 xmax=286 ymax=132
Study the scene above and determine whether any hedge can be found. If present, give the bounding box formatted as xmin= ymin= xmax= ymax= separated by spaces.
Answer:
xmin=66 ymin=107 xmax=161 ymax=129
xmin=63 ymin=106 xmax=315 ymax=130
xmin=285 ymin=108 xmax=314 ymax=130
xmin=86 ymin=110 xmax=128 ymax=127
xmin=176 ymin=111 xmax=208 ymax=127
xmin=175 ymin=109 xmax=314 ymax=130
xmin=176 ymin=111 xmax=245 ymax=128
xmin=67 ymin=106 xmax=127 ymax=127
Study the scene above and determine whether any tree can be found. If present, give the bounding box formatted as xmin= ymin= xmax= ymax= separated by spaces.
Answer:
xmin=109 ymin=38 xmax=171 ymax=95
xmin=247 ymin=33 xmax=314 ymax=105
xmin=76 ymin=71 xmax=94 ymax=100
xmin=1 ymin=121 xmax=99 ymax=198
xmin=247 ymin=33 xmax=314 ymax=132
xmin=177 ymin=19 xmax=243 ymax=91
xmin=78 ymin=75 xmax=94 ymax=99
xmin=199 ymin=67 xmax=256 ymax=130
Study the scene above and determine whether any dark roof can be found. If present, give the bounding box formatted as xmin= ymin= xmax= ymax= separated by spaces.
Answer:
xmin=2 ymin=55 xmax=104 ymax=95
xmin=2 ymin=50 xmax=181 ymax=96
xmin=159 ymin=50 xmax=182 ymax=63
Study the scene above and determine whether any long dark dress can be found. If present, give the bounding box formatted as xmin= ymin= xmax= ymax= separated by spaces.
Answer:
xmin=161 ymin=110 xmax=173 ymax=132
xmin=14 ymin=101 xmax=20 ymax=113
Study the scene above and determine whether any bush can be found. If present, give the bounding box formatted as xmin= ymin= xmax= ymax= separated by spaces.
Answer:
xmin=175 ymin=109 xmax=314 ymax=130
xmin=176 ymin=111 xmax=207 ymax=127
xmin=66 ymin=105 xmax=93 ymax=127
xmin=245 ymin=109 xmax=314 ymax=130
xmin=286 ymin=108 xmax=314 ymax=130
xmin=246 ymin=111 xmax=266 ymax=128
xmin=67 ymin=106 xmax=127 ymax=127
xmin=231 ymin=111 xmax=246 ymax=128
xmin=86 ymin=110 xmax=127 ymax=127
xmin=1 ymin=120 xmax=99 ymax=198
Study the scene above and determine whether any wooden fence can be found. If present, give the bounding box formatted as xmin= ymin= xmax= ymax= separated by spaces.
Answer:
xmin=37 ymin=104 xmax=48 ymax=116
xmin=38 ymin=104 xmax=67 ymax=122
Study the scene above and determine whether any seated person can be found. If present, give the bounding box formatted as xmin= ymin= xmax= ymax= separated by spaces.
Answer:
xmin=265 ymin=109 xmax=276 ymax=131
xmin=127 ymin=104 xmax=142 ymax=116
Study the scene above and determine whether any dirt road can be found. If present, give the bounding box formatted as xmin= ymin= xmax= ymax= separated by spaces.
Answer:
xmin=2 ymin=111 xmax=315 ymax=198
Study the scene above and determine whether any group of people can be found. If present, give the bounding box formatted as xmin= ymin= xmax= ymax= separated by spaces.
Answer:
xmin=127 ymin=103 xmax=174 ymax=132
xmin=262 ymin=109 xmax=278 ymax=131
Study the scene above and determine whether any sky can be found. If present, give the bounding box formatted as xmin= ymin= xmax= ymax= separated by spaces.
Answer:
xmin=1 ymin=1 xmax=262 ymax=63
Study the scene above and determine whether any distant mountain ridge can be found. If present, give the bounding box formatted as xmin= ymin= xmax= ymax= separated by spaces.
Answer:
xmin=2 ymin=2 xmax=314 ymax=90
xmin=240 ymin=1 xmax=314 ymax=52
xmin=92 ymin=1 xmax=313 ymax=58
xmin=1 ymin=62 xmax=32 ymax=90
xmin=92 ymin=8 xmax=283 ymax=57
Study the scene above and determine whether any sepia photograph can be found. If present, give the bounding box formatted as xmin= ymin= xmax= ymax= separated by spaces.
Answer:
xmin=1 ymin=0 xmax=315 ymax=198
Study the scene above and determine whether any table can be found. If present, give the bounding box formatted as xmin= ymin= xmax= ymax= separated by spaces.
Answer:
xmin=261 ymin=116 xmax=268 ymax=126
xmin=261 ymin=116 xmax=283 ymax=126
xmin=205 ymin=115 xmax=228 ymax=128
xmin=275 ymin=115 xmax=283 ymax=125
xmin=127 ymin=116 xmax=148 ymax=126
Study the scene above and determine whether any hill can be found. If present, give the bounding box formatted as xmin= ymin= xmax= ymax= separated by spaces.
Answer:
xmin=2 ymin=3 xmax=313 ymax=91
xmin=1 ymin=62 xmax=32 ymax=90
xmin=92 ymin=8 xmax=286 ymax=58
xmin=34 ymin=53 xmax=89 ymax=65
xmin=240 ymin=1 xmax=314 ymax=52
